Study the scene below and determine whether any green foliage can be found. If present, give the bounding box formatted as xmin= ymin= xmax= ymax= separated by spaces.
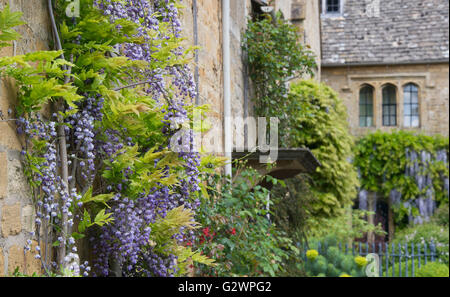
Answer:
xmin=393 ymin=222 xmax=449 ymax=265
xmin=273 ymin=80 xmax=359 ymax=223
xmin=271 ymin=174 xmax=314 ymax=243
xmin=194 ymin=163 xmax=299 ymax=277
xmin=354 ymin=131 xmax=449 ymax=225
xmin=0 ymin=5 xmax=25 ymax=47
xmin=307 ymin=210 xmax=387 ymax=242
xmin=416 ymin=262 xmax=449 ymax=277
xmin=432 ymin=203 xmax=449 ymax=227
xmin=242 ymin=12 xmax=316 ymax=141
xmin=303 ymin=236 xmax=368 ymax=277
xmin=143 ymin=206 xmax=215 ymax=276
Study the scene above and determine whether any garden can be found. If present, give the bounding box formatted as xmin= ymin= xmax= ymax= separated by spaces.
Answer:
xmin=0 ymin=1 xmax=448 ymax=278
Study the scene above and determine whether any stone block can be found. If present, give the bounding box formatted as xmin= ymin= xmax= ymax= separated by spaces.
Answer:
xmin=7 ymin=245 xmax=24 ymax=275
xmin=0 ymin=247 xmax=4 ymax=276
xmin=0 ymin=152 xmax=6 ymax=199
xmin=1 ymin=203 xmax=22 ymax=236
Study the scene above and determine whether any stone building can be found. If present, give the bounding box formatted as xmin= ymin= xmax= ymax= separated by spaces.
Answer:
xmin=320 ymin=0 xmax=449 ymax=137
xmin=319 ymin=0 xmax=449 ymax=242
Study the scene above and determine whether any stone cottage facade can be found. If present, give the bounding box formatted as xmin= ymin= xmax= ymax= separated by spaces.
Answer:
xmin=319 ymin=0 xmax=449 ymax=242
xmin=320 ymin=0 xmax=449 ymax=137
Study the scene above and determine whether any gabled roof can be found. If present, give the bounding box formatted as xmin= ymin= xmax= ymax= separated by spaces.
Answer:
xmin=321 ymin=0 xmax=449 ymax=66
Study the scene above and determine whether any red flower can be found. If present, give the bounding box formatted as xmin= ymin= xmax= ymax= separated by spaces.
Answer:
xmin=230 ymin=228 xmax=236 ymax=235
xmin=202 ymin=227 xmax=210 ymax=236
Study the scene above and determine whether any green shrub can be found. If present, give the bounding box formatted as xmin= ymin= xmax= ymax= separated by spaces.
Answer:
xmin=272 ymin=80 xmax=360 ymax=245
xmin=303 ymin=235 xmax=367 ymax=277
xmin=306 ymin=209 xmax=386 ymax=242
xmin=432 ymin=204 xmax=449 ymax=227
xmin=194 ymin=162 xmax=299 ymax=277
xmin=416 ymin=262 xmax=449 ymax=277
xmin=393 ymin=223 xmax=449 ymax=264
xmin=286 ymin=81 xmax=359 ymax=219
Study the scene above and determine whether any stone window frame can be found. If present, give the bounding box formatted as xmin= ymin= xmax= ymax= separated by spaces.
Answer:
xmin=359 ymin=84 xmax=375 ymax=127
xmin=348 ymin=74 xmax=429 ymax=132
xmin=321 ymin=0 xmax=344 ymax=17
xmin=381 ymin=83 xmax=398 ymax=127
xmin=403 ymin=82 xmax=421 ymax=128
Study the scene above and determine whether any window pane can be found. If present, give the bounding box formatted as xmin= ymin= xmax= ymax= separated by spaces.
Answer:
xmin=327 ymin=0 xmax=340 ymax=12
xmin=360 ymin=106 xmax=366 ymax=117
xmin=411 ymin=116 xmax=420 ymax=128
xmin=390 ymin=95 xmax=396 ymax=105
xmin=404 ymin=115 xmax=412 ymax=127
xmin=404 ymin=92 xmax=411 ymax=104
xmin=360 ymin=96 xmax=366 ymax=105
xmin=403 ymin=84 xmax=419 ymax=128
xmin=367 ymin=104 xmax=373 ymax=116
xmin=411 ymin=91 xmax=418 ymax=104
xmin=359 ymin=86 xmax=373 ymax=127
xmin=390 ymin=105 xmax=396 ymax=115
xmin=367 ymin=117 xmax=373 ymax=127
xmin=404 ymin=104 xmax=411 ymax=116
xmin=412 ymin=104 xmax=419 ymax=116
xmin=390 ymin=116 xmax=396 ymax=126
xmin=360 ymin=117 xmax=366 ymax=127
xmin=382 ymin=85 xmax=397 ymax=126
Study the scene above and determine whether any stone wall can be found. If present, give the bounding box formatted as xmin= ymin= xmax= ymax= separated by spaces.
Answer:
xmin=291 ymin=0 xmax=322 ymax=79
xmin=180 ymin=0 xmax=224 ymax=154
xmin=179 ymin=0 xmax=322 ymax=153
xmin=321 ymin=63 xmax=450 ymax=137
xmin=0 ymin=0 xmax=51 ymax=276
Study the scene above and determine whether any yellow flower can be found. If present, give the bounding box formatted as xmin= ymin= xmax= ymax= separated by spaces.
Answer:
xmin=306 ymin=249 xmax=319 ymax=261
xmin=340 ymin=273 xmax=352 ymax=277
xmin=354 ymin=256 xmax=368 ymax=267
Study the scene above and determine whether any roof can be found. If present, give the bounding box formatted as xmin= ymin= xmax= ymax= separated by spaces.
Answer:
xmin=321 ymin=0 xmax=450 ymax=66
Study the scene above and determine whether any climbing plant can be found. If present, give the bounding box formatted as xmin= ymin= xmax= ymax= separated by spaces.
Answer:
xmin=354 ymin=131 xmax=449 ymax=225
xmin=0 ymin=0 xmax=213 ymax=277
xmin=242 ymin=11 xmax=316 ymax=142
xmin=274 ymin=80 xmax=359 ymax=219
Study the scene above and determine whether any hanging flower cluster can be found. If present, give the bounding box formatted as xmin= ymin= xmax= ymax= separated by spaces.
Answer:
xmin=90 ymin=0 xmax=203 ymax=276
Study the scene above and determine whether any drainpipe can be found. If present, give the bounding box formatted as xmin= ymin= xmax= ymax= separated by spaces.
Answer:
xmin=193 ymin=0 xmax=200 ymax=105
xmin=222 ymin=0 xmax=232 ymax=179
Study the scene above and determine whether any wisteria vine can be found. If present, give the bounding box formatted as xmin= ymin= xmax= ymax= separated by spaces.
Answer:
xmin=91 ymin=0 xmax=202 ymax=276
xmin=0 ymin=0 xmax=206 ymax=277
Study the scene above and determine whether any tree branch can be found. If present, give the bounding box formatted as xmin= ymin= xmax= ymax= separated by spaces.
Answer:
xmin=47 ymin=0 xmax=69 ymax=270
xmin=114 ymin=80 xmax=150 ymax=91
